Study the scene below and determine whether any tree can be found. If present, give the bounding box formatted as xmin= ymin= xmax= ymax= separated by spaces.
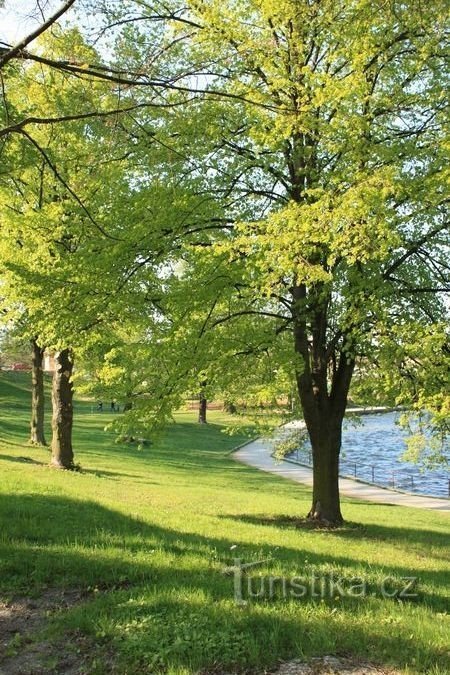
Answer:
xmin=94 ymin=0 xmax=448 ymax=524
xmin=0 ymin=323 xmax=47 ymax=445
xmin=30 ymin=337 xmax=47 ymax=446
xmin=0 ymin=29 xmax=138 ymax=468
xmin=1 ymin=2 xmax=447 ymax=518
xmin=0 ymin=24 xmax=191 ymax=462
xmin=50 ymin=348 xmax=74 ymax=468
xmin=198 ymin=383 xmax=208 ymax=424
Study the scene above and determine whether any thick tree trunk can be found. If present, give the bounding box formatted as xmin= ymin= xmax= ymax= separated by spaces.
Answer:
xmin=198 ymin=392 xmax=207 ymax=424
xmin=308 ymin=430 xmax=343 ymax=525
xmin=292 ymin=284 xmax=354 ymax=525
xmin=29 ymin=338 xmax=46 ymax=446
xmin=50 ymin=348 xmax=74 ymax=469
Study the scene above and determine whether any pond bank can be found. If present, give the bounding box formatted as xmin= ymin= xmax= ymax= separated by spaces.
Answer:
xmin=233 ymin=422 xmax=450 ymax=512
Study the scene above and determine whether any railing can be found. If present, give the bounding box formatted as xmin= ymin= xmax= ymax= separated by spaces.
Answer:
xmin=288 ymin=448 xmax=450 ymax=498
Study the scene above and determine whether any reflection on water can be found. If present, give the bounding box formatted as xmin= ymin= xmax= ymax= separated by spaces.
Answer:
xmin=293 ymin=412 xmax=449 ymax=498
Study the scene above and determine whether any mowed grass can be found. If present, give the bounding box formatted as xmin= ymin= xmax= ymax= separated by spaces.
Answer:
xmin=0 ymin=372 xmax=449 ymax=674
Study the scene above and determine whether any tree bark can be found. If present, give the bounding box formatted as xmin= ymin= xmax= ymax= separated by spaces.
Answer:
xmin=198 ymin=390 xmax=207 ymax=424
xmin=50 ymin=348 xmax=74 ymax=469
xmin=292 ymin=284 xmax=354 ymax=525
xmin=307 ymin=428 xmax=343 ymax=525
xmin=123 ymin=391 xmax=133 ymax=412
xmin=29 ymin=338 xmax=46 ymax=446
xmin=224 ymin=399 xmax=237 ymax=414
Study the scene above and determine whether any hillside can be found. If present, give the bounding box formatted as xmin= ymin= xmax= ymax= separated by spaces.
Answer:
xmin=0 ymin=372 xmax=448 ymax=674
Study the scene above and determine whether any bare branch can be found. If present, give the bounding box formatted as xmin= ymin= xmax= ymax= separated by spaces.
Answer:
xmin=0 ymin=0 xmax=77 ymax=70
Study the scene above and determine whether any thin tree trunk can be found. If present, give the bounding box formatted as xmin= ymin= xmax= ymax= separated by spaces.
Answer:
xmin=224 ymin=399 xmax=237 ymax=414
xmin=123 ymin=391 xmax=133 ymax=412
xmin=30 ymin=338 xmax=46 ymax=446
xmin=198 ymin=392 xmax=207 ymax=424
xmin=50 ymin=348 xmax=74 ymax=469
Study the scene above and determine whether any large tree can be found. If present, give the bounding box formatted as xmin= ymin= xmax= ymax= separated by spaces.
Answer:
xmin=0 ymin=1 xmax=447 ymax=517
xmin=91 ymin=0 xmax=448 ymax=524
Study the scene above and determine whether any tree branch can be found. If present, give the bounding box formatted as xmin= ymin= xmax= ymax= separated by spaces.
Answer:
xmin=19 ymin=128 xmax=120 ymax=241
xmin=0 ymin=0 xmax=77 ymax=70
xmin=0 ymin=99 xmax=193 ymax=139
xmin=383 ymin=221 xmax=449 ymax=278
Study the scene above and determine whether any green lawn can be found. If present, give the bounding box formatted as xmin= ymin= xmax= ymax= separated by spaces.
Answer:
xmin=0 ymin=371 xmax=449 ymax=674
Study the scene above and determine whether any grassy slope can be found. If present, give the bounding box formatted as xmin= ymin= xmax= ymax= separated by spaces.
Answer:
xmin=0 ymin=372 xmax=448 ymax=674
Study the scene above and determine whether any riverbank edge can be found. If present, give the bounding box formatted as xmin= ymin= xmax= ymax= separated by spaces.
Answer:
xmin=229 ymin=407 xmax=449 ymax=502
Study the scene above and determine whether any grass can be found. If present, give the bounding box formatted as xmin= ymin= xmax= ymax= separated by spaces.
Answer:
xmin=0 ymin=371 xmax=449 ymax=674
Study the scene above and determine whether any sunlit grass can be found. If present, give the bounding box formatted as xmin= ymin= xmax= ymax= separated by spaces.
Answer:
xmin=0 ymin=371 xmax=449 ymax=673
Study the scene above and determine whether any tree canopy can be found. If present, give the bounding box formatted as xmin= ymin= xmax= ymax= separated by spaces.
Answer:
xmin=0 ymin=0 xmax=448 ymax=522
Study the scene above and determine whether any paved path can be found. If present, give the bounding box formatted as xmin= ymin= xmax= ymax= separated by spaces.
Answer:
xmin=233 ymin=422 xmax=450 ymax=512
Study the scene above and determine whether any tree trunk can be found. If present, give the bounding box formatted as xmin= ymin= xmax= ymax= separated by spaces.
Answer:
xmin=50 ymin=348 xmax=74 ymax=469
xmin=307 ymin=429 xmax=343 ymax=525
xmin=198 ymin=392 xmax=207 ymax=424
xmin=123 ymin=391 xmax=133 ymax=412
xmin=292 ymin=284 xmax=354 ymax=526
xmin=224 ymin=399 xmax=237 ymax=414
xmin=29 ymin=338 xmax=46 ymax=446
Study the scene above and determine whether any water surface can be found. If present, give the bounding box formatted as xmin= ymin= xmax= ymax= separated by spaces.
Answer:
xmin=293 ymin=412 xmax=449 ymax=498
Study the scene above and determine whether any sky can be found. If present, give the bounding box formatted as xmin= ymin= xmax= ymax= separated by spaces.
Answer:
xmin=0 ymin=0 xmax=76 ymax=45
xmin=0 ymin=0 xmax=114 ymax=62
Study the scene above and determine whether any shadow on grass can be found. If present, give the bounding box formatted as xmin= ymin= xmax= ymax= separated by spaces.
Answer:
xmin=60 ymin=591 xmax=446 ymax=674
xmin=0 ymin=453 xmax=142 ymax=480
xmin=220 ymin=513 xmax=359 ymax=531
xmin=0 ymin=494 xmax=448 ymax=604
xmin=0 ymin=416 xmax=42 ymax=440
xmin=79 ymin=467 xmax=157 ymax=481
xmin=0 ymin=493 xmax=448 ymax=672
xmin=0 ymin=453 xmax=46 ymax=466
xmin=220 ymin=513 xmax=450 ymax=548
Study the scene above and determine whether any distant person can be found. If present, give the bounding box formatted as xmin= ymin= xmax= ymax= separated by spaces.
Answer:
xmin=97 ymin=401 xmax=103 ymax=412
xmin=110 ymin=400 xmax=116 ymax=412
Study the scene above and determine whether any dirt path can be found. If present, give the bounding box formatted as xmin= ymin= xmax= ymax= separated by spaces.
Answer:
xmin=271 ymin=656 xmax=401 ymax=674
xmin=0 ymin=588 xmax=107 ymax=674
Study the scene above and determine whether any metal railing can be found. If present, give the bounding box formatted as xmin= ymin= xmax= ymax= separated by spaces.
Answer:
xmin=288 ymin=448 xmax=450 ymax=498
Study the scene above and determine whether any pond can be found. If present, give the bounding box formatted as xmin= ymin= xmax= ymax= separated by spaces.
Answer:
xmin=292 ymin=412 xmax=449 ymax=499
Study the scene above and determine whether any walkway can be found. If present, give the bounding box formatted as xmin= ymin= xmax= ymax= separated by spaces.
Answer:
xmin=233 ymin=422 xmax=450 ymax=512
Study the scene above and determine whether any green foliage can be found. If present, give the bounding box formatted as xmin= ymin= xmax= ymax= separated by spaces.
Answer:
xmin=352 ymin=322 xmax=450 ymax=467
xmin=0 ymin=329 xmax=31 ymax=368
xmin=0 ymin=3 xmax=448 ymax=466
xmin=272 ymin=428 xmax=307 ymax=461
